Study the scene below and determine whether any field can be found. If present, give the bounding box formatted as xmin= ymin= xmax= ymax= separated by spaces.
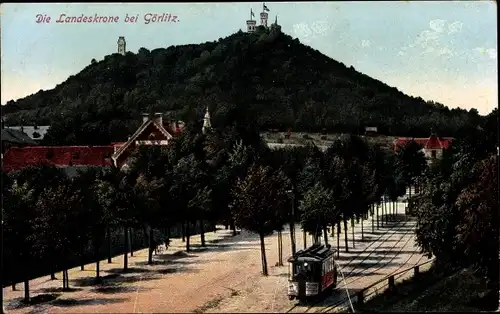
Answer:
xmin=261 ymin=132 xmax=397 ymax=151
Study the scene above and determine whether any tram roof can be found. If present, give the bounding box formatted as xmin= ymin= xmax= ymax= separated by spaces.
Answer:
xmin=287 ymin=244 xmax=336 ymax=263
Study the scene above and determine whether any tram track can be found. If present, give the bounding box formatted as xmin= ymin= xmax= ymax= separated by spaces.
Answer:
xmin=341 ymin=221 xmax=416 ymax=287
xmin=318 ymin=230 xmax=420 ymax=313
xmin=330 ymin=253 xmax=430 ymax=313
xmin=286 ymin=212 xmax=414 ymax=313
xmin=336 ymin=217 xmax=408 ymax=272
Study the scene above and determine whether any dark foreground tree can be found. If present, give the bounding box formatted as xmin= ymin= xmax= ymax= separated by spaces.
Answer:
xmin=231 ymin=164 xmax=290 ymax=276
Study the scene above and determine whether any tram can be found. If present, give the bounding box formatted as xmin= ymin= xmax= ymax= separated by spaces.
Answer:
xmin=287 ymin=244 xmax=338 ymax=301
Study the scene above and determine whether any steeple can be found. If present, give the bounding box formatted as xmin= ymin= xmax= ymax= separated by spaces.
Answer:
xmin=271 ymin=14 xmax=281 ymax=32
xmin=202 ymin=107 xmax=212 ymax=134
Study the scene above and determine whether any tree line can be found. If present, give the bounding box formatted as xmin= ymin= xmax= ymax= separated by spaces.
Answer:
xmin=413 ymin=134 xmax=498 ymax=309
xmin=2 ymin=122 xmax=497 ymax=306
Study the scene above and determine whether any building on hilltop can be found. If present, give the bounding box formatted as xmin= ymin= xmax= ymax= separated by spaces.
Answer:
xmin=393 ymin=133 xmax=455 ymax=163
xmin=246 ymin=9 xmax=257 ymax=33
xmin=118 ymin=36 xmax=126 ymax=55
xmin=260 ymin=3 xmax=270 ymax=28
xmin=246 ymin=3 xmax=279 ymax=33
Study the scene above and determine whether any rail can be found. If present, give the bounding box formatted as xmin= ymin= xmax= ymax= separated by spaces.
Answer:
xmin=339 ymin=258 xmax=435 ymax=311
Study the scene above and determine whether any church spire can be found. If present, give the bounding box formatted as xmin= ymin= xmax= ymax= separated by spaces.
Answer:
xmin=202 ymin=107 xmax=212 ymax=134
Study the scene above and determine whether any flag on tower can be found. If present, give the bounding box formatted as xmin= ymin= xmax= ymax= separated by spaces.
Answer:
xmin=263 ymin=3 xmax=270 ymax=11
xmin=251 ymin=9 xmax=255 ymax=18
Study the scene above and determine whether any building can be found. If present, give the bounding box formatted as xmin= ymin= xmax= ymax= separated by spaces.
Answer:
xmin=246 ymin=3 xmax=278 ymax=33
xmin=260 ymin=3 xmax=270 ymax=28
xmin=364 ymin=126 xmax=378 ymax=136
xmin=6 ymin=125 xmax=51 ymax=141
xmin=1 ymin=128 xmax=38 ymax=159
xmin=393 ymin=133 xmax=455 ymax=161
xmin=118 ymin=36 xmax=126 ymax=55
xmin=246 ymin=9 xmax=257 ymax=33
xmin=111 ymin=113 xmax=186 ymax=169
xmin=2 ymin=145 xmax=114 ymax=175
xmin=2 ymin=109 xmax=211 ymax=173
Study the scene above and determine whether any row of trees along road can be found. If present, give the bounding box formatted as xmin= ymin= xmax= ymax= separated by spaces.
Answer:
xmin=2 ymin=120 xmax=496 ymax=304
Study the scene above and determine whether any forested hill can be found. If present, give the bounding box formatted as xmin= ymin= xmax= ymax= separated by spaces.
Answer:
xmin=2 ymin=26 xmax=488 ymax=145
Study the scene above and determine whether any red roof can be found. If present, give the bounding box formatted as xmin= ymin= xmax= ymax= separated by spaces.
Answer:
xmin=2 ymin=145 xmax=114 ymax=172
xmin=394 ymin=134 xmax=454 ymax=151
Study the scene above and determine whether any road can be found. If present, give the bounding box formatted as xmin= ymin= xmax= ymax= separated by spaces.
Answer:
xmin=3 ymin=200 xmax=425 ymax=313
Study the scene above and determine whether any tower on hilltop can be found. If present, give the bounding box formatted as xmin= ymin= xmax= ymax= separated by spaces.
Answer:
xmin=260 ymin=3 xmax=270 ymax=28
xmin=246 ymin=9 xmax=257 ymax=33
xmin=117 ymin=36 xmax=126 ymax=55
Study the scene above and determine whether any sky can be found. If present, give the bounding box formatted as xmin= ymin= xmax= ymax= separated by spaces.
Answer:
xmin=0 ymin=2 xmax=497 ymax=115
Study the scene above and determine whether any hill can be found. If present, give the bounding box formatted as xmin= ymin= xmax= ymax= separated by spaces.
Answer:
xmin=1 ymin=26 xmax=488 ymax=145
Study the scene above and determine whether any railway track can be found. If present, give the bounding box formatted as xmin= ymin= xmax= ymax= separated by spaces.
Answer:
xmin=286 ymin=213 xmax=415 ymax=313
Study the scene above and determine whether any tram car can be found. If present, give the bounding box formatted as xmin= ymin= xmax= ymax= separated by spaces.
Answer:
xmin=287 ymin=244 xmax=338 ymax=301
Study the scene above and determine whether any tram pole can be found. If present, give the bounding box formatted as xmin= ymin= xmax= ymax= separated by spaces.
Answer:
xmin=287 ymin=189 xmax=296 ymax=255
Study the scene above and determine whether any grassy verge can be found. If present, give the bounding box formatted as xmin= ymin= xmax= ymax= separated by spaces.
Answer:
xmin=354 ymin=265 xmax=493 ymax=312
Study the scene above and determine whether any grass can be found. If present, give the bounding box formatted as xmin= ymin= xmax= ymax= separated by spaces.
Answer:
xmin=353 ymin=265 xmax=495 ymax=312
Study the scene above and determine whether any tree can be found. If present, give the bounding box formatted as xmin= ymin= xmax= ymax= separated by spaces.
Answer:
xmin=3 ymin=181 xmax=38 ymax=302
xmin=395 ymin=140 xmax=427 ymax=205
xmin=35 ymin=182 xmax=83 ymax=290
xmin=231 ymin=164 xmax=290 ymax=276
xmin=134 ymin=174 xmax=165 ymax=263
xmin=93 ymin=178 xmax=117 ymax=279
xmin=297 ymin=156 xmax=325 ymax=249
xmin=170 ymin=154 xmax=211 ymax=251
xmin=455 ymin=155 xmax=498 ymax=308
xmin=299 ymin=182 xmax=338 ymax=245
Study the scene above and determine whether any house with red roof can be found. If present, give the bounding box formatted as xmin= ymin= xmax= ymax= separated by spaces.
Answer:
xmin=111 ymin=113 xmax=186 ymax=170
xmin=2 ymin=110 xmax=211 ymax=174
xmin=393 ymin=133 xmax=455 ymax=161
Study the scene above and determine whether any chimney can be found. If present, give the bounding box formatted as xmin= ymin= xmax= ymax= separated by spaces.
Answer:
xmin=170 ymin=119 xmax=176 ymax=133
xmin=153 ymin=113 xmax=163 ymax=126
xmin=141 ymin=113 xmax=149 ymax=123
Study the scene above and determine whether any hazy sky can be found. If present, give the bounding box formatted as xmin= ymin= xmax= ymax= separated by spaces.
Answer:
xmin=1 ymin=2 xmax=497 ymax=115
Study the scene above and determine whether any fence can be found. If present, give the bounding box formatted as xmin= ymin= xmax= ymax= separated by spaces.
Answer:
xmin=343 ymin=258 xmax=435 ymax=311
